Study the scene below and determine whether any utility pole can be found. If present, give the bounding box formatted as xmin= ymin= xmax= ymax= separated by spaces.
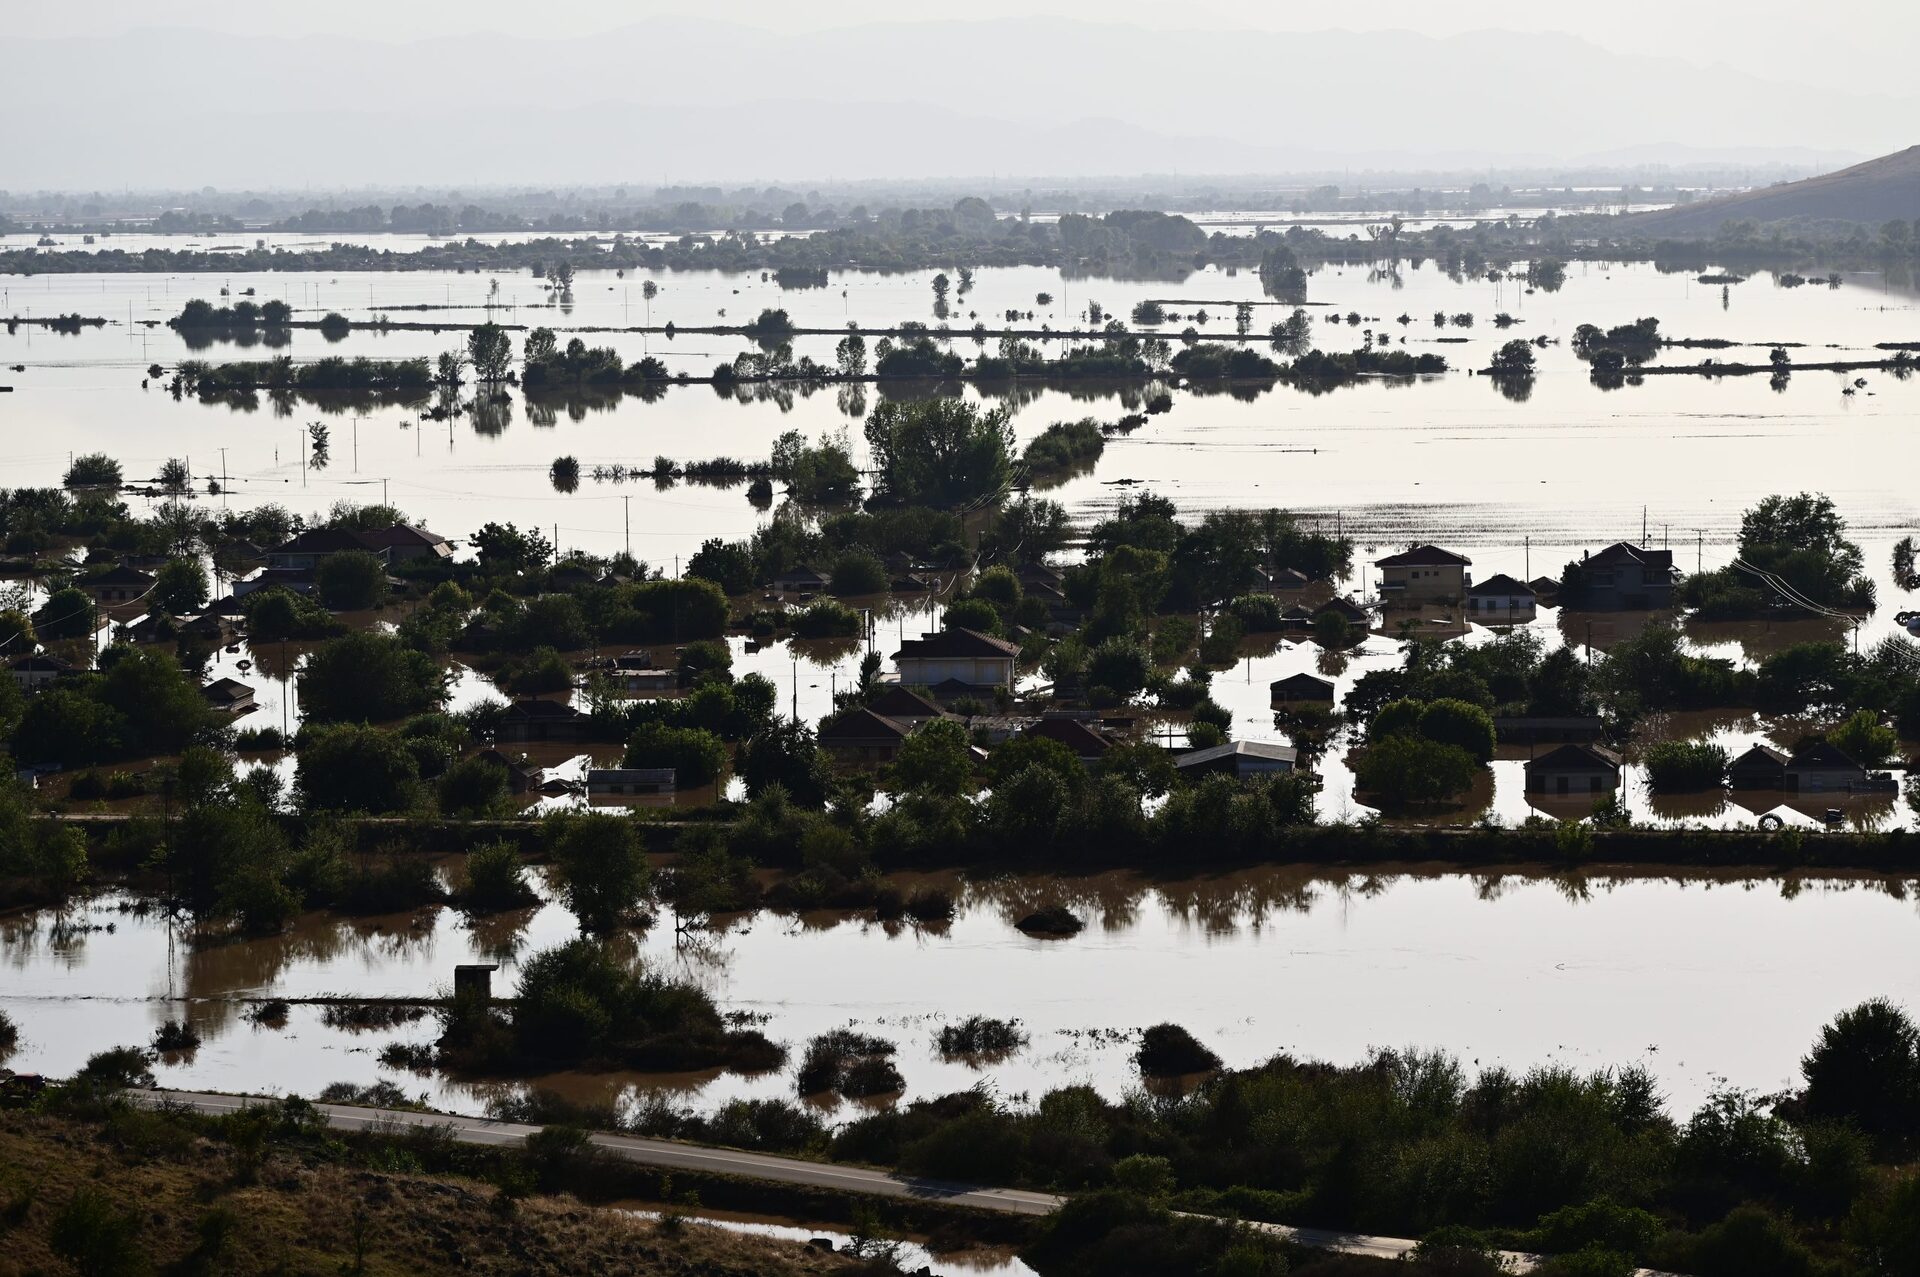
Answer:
xmin=352 ymin=414 xmax=367 ymax=472
xmin=622 ymin=495 xmax=631 ymax=557
xmin=1524 ymin=534 xmax=1529 ymax=580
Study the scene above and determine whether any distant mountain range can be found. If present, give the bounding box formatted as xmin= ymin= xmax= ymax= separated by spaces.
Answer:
xmin=3 ymin=19 xmax=1911 ymax=187
xmin=1622 ymin=146 xmax=1920 ymax=235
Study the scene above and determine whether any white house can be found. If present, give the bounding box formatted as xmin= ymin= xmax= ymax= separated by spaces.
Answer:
xmin=1466 ymin=573 xmax=1537 ymax=623
xmin=893 ymin=627 xmax=1020 ymax=689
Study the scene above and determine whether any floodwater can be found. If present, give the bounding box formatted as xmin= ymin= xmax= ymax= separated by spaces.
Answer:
xmin=4 ymin=868 xmax=1918 ymax=1120
xmin=618 ymin=1209 xmax=1036 ymax=1277
xmin=7 ymin=247 xmax=1920 ymax=827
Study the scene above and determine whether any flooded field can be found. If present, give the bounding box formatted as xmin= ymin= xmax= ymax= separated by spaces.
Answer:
xmin=4 ymin=868 xmax=1918 ymax=1120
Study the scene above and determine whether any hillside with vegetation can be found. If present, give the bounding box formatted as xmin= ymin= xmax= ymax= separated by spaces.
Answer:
xmin=1624 ymin=144 xmax=1920 ymax=235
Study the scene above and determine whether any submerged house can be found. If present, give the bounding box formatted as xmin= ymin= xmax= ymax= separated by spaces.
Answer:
xmin=1175 ymin=740 xmax=1299 ymax=779
xmin=1523 ymin=743 xmax=1621 ymax=796
xmin=1728 ymin=745 xmax=1789 ymax=790
xmin=818 ymin=707 xmax=915 ymax=765
xmin=200 ymin=677 xmax=257 ymax=715
xmin=1270 ymin=672 xmax=1337 ymax=707
xmin=586 ymin=768 xmax=676 ymax=797
xmin=7 ymin=652 xmax=73 ymax=693
xmin=1017 ymin=714 xmax=1114 ymax=764
xmin=84 ymin=563 xmax=156 ymax=606
xmin=894 ymin=627 xmax=1020 ymax=689
xmin=1375 ymin=545 xmax=1472 ymax=603
xmin=1564 ymin=543 xmax=1677 ymax=611
xmin=1784 ymin=741 xmax=1866 ymax=793
xmin=1466 ymin=574 xmax=1537 ymax=622
xmin=496 ymin=699 xmax=591 ymax=743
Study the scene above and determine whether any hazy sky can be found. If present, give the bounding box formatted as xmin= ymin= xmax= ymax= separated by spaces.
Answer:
xmin=7 ymin=3 xmax=1911 ymax=187
xmin=17 ymin=0 xmax=1919 ymax=89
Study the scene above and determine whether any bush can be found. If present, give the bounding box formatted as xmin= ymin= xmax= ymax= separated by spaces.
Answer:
xmin=797 ymin=1030 xmax=901 ymax=1098
xmin=1135 ymin=1023 xmax=1221 ymax=1077
xmin=459 ymin=840 xmax=539 ymax=911
xmin=1642 ymin=740 xmax=1729 ymax=792
xmin=624 ymin=722 xmax=727 ymax=787
xmin=1355 ymin=734 xmax=1479 ymax=809
xmin=937 ymin=1016 xmax=1028 ymax=1059
xmin=791 ymin=598 xmax=861 ymax=638
xmin=315 ymin=548 xmax=388 ymax=610
xmin=437 ymin=754 xmax=510 ymax=818
xmin=50 ymin=1187 xmax=145 ymax=1277
xmin=829 ymin=549 xmax=888 ymax=596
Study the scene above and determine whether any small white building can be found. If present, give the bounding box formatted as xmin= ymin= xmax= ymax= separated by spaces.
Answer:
xmin=1466 ymin=573 xmax=1538 ymax=623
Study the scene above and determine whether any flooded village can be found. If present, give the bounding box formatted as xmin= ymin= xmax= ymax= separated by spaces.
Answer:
xmin=5 ymin=7 xmax=1920 ymax=1275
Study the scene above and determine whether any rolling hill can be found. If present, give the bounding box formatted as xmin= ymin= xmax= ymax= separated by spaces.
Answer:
xmin=1623 ymin=145 xmax=1920 ymax=235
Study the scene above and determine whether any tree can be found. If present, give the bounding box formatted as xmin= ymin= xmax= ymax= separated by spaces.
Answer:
xmin=294 ymin=723 xmax=423 ymax=813
xmin=829 ymin=549 xmax=888 ymax=596
xmin=890 ymin=718 xmax=974 ymax=795
xmin=863 ymin=399 xmax=1015 ymax=507
xmin=438 ymin=754 xmax=511 ymax=818
xmin=152 ymin=558 xmax=209 ymax=614
xmin=298 ymin=631 xmax=448 ymax=723
xmin=737 ymin=719 xmax=833 ymax=807
xmin=93 ymin=647 xmax=210 ymax=754
xmin=63 ymin=453 xmax=123 ymax=490
xmin=1828 ymin=708 xmax=1897 ymax=768
xmin=522 ymin=326 xmax=559 ymax=372
xmin=835 ymin=331 xmax=868 ymax=377
xmin=1489 ymin=339 xmax=1536 ymax=377
xmin=1354 ymin=735 xmax=1478 ymax=809
xmin=686 ymin=538 xmax=755 ymax=595
xmin=158 ymin=457 xmax=191 ymax=492
xmin=1417 ymin=698 xmax=1497 ymax=763
xmin=1087 ymin=636 xmax=1152 ymax=697
xmin=1801 ymin=998 xmax=1920 ymax=1153
xmin=472 ymin=521 xmax=554 ymax=575
xmin=624 ymin=722 xmax=727 ymax=787
xmin=468 ymin=322 xmax=513 ymax=383
xmin=315 ymin=548 xmax=387 ymax=611
xmin=546 ymin=813 xmax=650 ymax=933
xmin=33 ymin=586 xmax=97 ymax=640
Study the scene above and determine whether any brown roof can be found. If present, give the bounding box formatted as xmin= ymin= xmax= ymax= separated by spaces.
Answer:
xmin=818 ymin=708 xmax=913 ymax=744
xmin=1525 ymin=743 xmax=1622 ymax=773
xmin=501 ymin=699 xmax=584 ymax=721
xmin=357 ymin=523 xmax=448 ymax=550
xmin=1019 ymin=716 xmax=1112 ymax=757
xmin=1469 ymin=573 xmax=1535 ymax=597
xmin=894 ymin=627 xmax=1021 ymax=661
xmin=1375 ymin=544 xmax=1472 ymax=568
xmin=866 ymin=684 xmax=947 ymax=721
xmin=1271 ymin=672 xmax=1336 ymax=697
xmin=1585 ymin=542 xmax=1675 ymax=570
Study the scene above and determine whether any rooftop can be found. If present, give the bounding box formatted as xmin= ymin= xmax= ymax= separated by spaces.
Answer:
xmin=1376 ymin=544 xmax=1472 ymax=568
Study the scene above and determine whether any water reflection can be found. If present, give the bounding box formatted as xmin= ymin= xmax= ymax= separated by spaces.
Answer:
xmin=5 ymin=867 xmax=1920 ymax=1118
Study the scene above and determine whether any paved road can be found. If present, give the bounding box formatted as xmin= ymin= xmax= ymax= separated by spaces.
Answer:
xmin=154 ymin=1089 xmax=1678 ymax=1275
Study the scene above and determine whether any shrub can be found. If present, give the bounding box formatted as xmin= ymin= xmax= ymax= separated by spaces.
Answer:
xmin=829 ymin=549 xmax=888 ymax=596
xmin=797 ymin=1030 xmax=901 ymax=1098
xmin=937 ymin=1016 xmax=1028 ymax=1059
xmin=1135 ymin=1023 xmax=1221 ymax=1077
xmin=1642 ymin=740 xmax=1729 ymax=792
xmin=50 ymin=1187 xmax=145 ymax=1277
xmin=459 ymin=840 xmax=540 ymax=911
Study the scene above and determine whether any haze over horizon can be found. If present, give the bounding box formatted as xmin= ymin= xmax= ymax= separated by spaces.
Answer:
xmin=4 ymin=1 xmax=1914 ymax=189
